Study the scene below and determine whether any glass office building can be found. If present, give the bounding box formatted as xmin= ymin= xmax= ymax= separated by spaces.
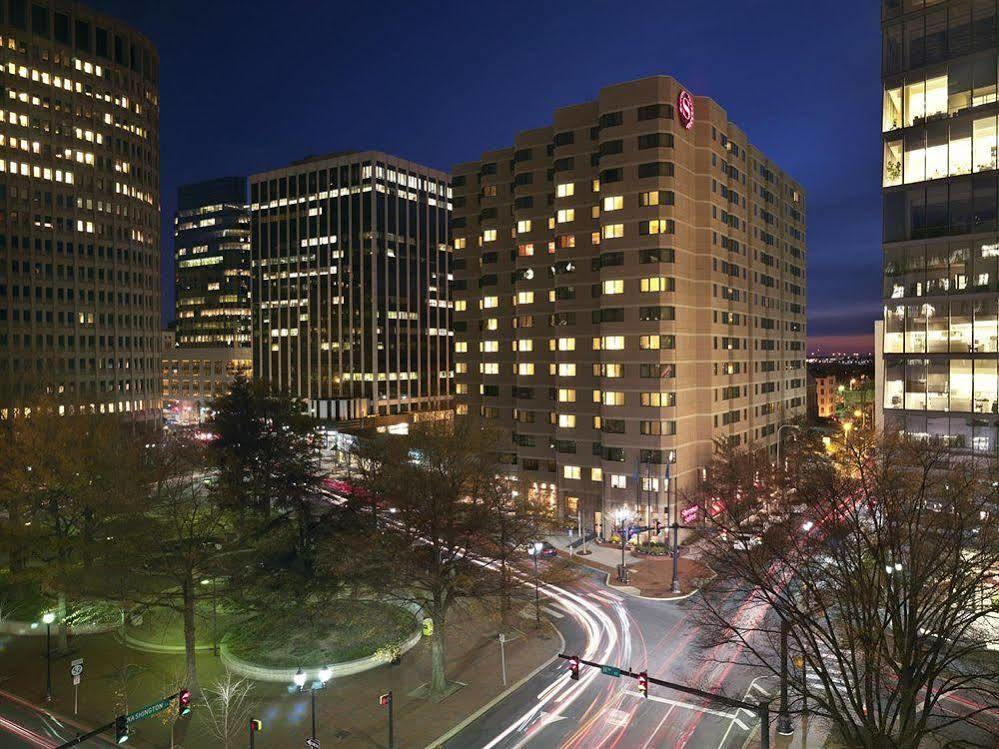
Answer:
xmin=882 ymin=0 xmax=999 ymax=451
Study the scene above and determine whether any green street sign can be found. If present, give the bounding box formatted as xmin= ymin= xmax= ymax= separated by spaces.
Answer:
xmin=600 ymin=665 xmax=622 ymax=677
xmin=126 ymin=698 xmax=170 ymax=724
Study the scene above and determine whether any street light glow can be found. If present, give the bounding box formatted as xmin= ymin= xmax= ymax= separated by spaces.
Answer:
xmin=41 ymin=613 xmax=55 ymax=625
xmin=318 ymin=666 xmax=332 ymax=684
xmin=293 ymin=668 xmax=307 ymax=688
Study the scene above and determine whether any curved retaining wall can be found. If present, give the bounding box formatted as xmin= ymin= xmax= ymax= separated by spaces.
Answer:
xmin=0 ymin=614 xmax=122 ymax=637
xmin=220 ymin=601 xmax=423 ymax=683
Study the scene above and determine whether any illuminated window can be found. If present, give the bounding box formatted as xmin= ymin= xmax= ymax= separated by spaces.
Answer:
xmin=454 ymin=300 xmax=467 ymax=311
xmin=483 ymin=296 xmax=499 ymax=309
xmin=640 ymin=335 xmax=662 ymax=350
xmin=603 ymin=391 xmax=625 ymax=406
xmin=640 ymin=392 xmax=675 ymax=407
xmin=592 ymin=179 xmax=601 ymax=192
xmin=602 ymin=335 xmax=625 ymax=350
xmin=456 ymin=404 xmax=468 ymax=415
xmin=603 ymin=279 xmax=624 ymax=295
xmin=602 ymin=223 xmax=624 ymax=239
xmin=563 ymin=465 xmax=581 ymax=480
xmin=603 ymin=195 xmax=623 ymax=211
xmin=482 ymin=340 xmax=499 ymax=352
xmin=517 ymin=219 xmax=532 ymax=234
xmin=641 ymin=276 xmax=673 ymax=293
xmin=517 ymin=291 xmax=535 ymax=305
xmin=516 ymin=339 xmax=533 ymax=351
xmin=558 ymin=388 xmax=577 ymax=403
xmin=485 ymin=318 xmax=499 ymax=331
xmin=557 ymin=182 xmax=575 ymax=197
xmin=557 ymin=208 xmax=575 ymax=223
xmin=557 ymin=337 xmax=576 ymax=351
xmin=558 ymin=363 xmax=576 ymax=377
xmin=456 ymin=383 xmax=468 ymax=395
xmin=591 ymin=467 xmax=603 ymax=482
xmin=481 ymin=363 xmax=500 ymax=374
xmin=640 ymin=190 xmax=662 ymax=206
xmin=559 ymin=413 xmax=576 ymax=428
xmin=455 ymin=341 xmax=468 ymax=353
xmin=517 ymin=362 xmax=535 ymax=375
xmin=610 ymin=474 xmax=627 ymax=489
xmin=483 ymin=229 xmax=497 ymax=242
xmin=518 ymin=243 xmax=535 ymax=256
xmin=454 ymin=237 xmax=466 ymax=250
xmin=456 ymin=362 xmax=468 ymax=373
xmin=602 ymin=363 xmax=623 ymax=378
xmin=645 ymin=219 xmax=671 ymax=234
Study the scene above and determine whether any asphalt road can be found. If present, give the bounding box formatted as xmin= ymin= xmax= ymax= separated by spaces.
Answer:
xmin=0 ymin=690 xmax=117 ymax=748
xmin=444 ymin=566 xmax=773 ymax=749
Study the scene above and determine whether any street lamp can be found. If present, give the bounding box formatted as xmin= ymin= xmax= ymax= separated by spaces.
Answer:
xmin=615 ymin=508 xmax=630 ymax=580
xmin=527 ymin=542 xmax=543 ymax=625
xmin=294 ymin=666 xmax=331 ymax=742
xmin=42 ymin=612 xmax=55 ymax=702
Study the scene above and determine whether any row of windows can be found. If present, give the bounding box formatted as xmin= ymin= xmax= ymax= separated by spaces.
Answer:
xmin=884 ymin=175 xmax=999 ymax=241
xmin=883 ymin=0 xmax=998 ymax=76
xmin=884 ymin=356 xmax=999 ymax=415
xmin=885 ymin=239 xmax=999 ymax=297
xmin=884 ymin=299 xmax=999 ymax=353
xmin=884 ymin=114 xmax=999 ymax=186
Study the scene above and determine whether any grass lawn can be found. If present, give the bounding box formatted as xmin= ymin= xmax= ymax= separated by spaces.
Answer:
xmin=126 ymin=600 xmax=236 ymax=649
xmin=225 ymin=599 xmax=417 ymax=667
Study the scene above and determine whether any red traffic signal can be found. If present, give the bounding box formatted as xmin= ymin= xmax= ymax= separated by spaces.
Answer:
xmin=178 ymin=688 xmax=192 ymax=716
xmin=569 ymin=655 xmax=580 ymax=681
xmin=250 ymin=718 xmax=263 ymax=732
xmin=637 ymin=671 xmax=649 ymax=699
xmin=379 ymin=691 xmax=392 ymax=706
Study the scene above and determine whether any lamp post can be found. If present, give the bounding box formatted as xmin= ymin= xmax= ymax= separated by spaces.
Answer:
xmin=528 ymin=542 xmax=543 ymax=624
xmin=614 ymin=508 xmax=630 ymax=581
xmin=201 ymin=578 xmax=219 ymax=656
xmin=294 ymin=665 xmax=332 ymax=741
xmin=42 ymin=612 xmax=55 ymax=702
xmin=776 ymin=617 xmax=793 ymax=735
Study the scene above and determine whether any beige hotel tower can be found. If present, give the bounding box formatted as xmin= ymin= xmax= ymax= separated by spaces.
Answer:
xmin=451 ymin=77 xmax=807 ymax=535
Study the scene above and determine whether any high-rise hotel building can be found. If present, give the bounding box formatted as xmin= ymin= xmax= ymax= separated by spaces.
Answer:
xmin=452 ymin=76 xmax=807 ymax=531
xmin=174 ymin=177 xmax=250 ymax=348
xmin=881 ymin=0 xmax=999 ymax=451
xmin=0 ymin=1 xmax=160 ymax=419
xmin=250 ymin=151 xmax=452 ymax=425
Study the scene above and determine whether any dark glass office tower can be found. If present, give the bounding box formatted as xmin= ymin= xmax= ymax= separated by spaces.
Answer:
xmin=881 ymin=0 xmax=999 ymax=452
xmin=249 ymin=151 xmax=452 ymax=425
xmin=173 ymin=177 xmax=250 ymax=347
xmin=0 ymin=1 xmax=160 ymax=419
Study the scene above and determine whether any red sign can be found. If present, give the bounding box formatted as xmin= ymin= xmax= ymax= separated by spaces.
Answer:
xmin=677 ymin=90 xmax=694 ymax=130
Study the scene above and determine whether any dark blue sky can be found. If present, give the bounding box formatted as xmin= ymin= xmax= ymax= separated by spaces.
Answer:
xmin=91 ymin=0 xmax=882 ymax=353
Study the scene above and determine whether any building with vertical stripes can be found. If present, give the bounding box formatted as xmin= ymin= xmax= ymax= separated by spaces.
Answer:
xmin=249 ymin=152 xmax=452 ymax=425
xmin=0 ymin=0 xmax=160 ymax=419
xmin=451 ymin=76 xmax=807 ymax=534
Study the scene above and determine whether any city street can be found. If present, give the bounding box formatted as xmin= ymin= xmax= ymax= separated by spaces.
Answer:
xmin=444 ymin=566 xmax=773 ymax=749
xmin=0 ymin=689 xmax=115 ymax=748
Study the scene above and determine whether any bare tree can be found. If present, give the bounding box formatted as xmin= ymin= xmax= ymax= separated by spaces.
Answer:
xmin=345 ymin=418 xmax=560 ymax=698
xmin=690 ymin=431 xmax=999 ymax=749
xmin=200 ymin=671 xmax=256 ymax=749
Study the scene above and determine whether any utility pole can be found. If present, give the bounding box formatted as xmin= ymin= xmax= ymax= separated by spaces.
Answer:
xmin=777 ymin=617 xmax=793 ymax=735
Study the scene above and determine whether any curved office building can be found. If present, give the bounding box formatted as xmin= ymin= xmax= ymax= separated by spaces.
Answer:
xmin=0 ymin=1 xmax=160 ymax=419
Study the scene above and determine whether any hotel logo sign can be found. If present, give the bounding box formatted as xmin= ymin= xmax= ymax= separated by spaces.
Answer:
xmin=677 ymin=90 xmax=694 ymax=130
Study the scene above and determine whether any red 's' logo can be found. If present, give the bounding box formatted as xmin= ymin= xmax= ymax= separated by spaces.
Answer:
xmin=677 ymin=90 xmax=694 ymax=130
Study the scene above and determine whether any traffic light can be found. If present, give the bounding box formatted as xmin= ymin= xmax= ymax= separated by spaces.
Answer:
xmin=638 ymin=671 xmax=649 ymax=699
xmin=178 ymin=688 xmax=192 ymax=716
xmin=379 ymin=691 xmax=392 ymax=706
xmin=569 ymin=655 xmax=580 ymax=681
xmin=114 ymin=715 xmax=129 ymax=744
xmin=250 ymin=718 xmax=263 ymax=732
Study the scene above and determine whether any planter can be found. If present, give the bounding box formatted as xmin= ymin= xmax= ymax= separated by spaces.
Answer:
xmin=220 ymin=600 xmax=423 ymax=683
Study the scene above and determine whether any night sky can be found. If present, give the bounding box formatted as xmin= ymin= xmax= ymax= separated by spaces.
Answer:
xmin=89 ymin=0 xmax=882 ymax=354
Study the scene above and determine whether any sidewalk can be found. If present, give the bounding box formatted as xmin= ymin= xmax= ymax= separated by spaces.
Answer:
xmin=0 ymin=599 xmax=558 ymax=748
xmin=546 ymin=534 xmax=713 ymax=599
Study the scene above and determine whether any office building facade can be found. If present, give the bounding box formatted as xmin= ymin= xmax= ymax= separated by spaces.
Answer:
xmin=452 ymin=76 xmax=807 ymax=531
xmin=882 ymin=0 xmax=999 ymax=452
xmin=161 ymin=329 xmax=251 ymax=425
xmin=250 ymin=151 xmax=452 ymax=424
xmin=0 ymin=0 xmax=160 ymax=419
xmin=173 ymin=176 xmax=250 ymax=348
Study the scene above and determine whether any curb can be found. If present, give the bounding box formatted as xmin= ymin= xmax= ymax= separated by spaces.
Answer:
xmin=573 ymin=560 xmax=714 ymax=603
xmin=424 ymin=620 xmax=567 ymax=748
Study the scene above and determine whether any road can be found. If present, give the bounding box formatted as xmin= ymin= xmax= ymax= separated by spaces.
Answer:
xmin=444 ymin=566 xmax=772 ymax=749
xmin=0 ymin=690 xmax=116 ymax=748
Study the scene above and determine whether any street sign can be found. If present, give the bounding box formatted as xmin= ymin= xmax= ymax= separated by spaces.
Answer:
xmin=600 ymin=665 xmax=622 ymax=677
xmin=306 ymin=738 xmax=321 ymax=749
xmin=72 ymin=675 xmax=81 ymax=686
xmin=126 ymin=698 xmax=170 ymax=724
xmin=70 ymin=661 xmax=84 ymax=678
